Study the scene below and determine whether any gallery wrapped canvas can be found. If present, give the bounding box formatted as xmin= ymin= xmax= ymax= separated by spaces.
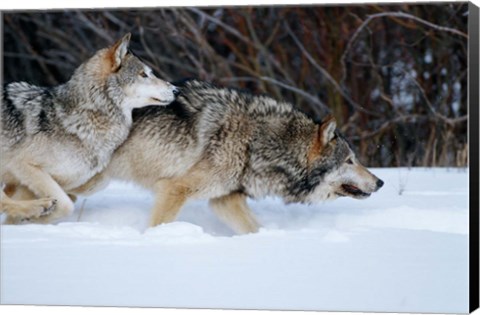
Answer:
xmin=0 ymin=1 xmax=478 ymax=313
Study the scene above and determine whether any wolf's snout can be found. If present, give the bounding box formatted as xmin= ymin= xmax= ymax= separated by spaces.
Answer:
xmin=376 ymin=179 xmax=384 ymax=189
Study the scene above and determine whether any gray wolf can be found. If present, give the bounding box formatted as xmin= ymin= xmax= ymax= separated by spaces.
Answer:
xmin=0 ymin=33 xmax=178 ymax=223
xmin=69 ymin=79 xmax=383 ymax=234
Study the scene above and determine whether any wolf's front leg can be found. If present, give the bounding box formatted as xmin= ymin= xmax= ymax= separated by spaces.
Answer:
xmin=10 ymin=164 xmax=74 ymax=223
xmin=209 ymin=192 xmax=260 ymax=234
xmin=149 ymin=178 xmax=193 ymax=227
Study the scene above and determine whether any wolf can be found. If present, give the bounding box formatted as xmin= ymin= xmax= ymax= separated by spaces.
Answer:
xmin=0 ymin=33 xmax=179 ymax=223
xmin=67 ymin=79 xmax=383 ymax=234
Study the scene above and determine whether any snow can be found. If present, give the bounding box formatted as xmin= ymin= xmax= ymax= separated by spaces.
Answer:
xmin=0 ymin=168 xmax=469 ymax=313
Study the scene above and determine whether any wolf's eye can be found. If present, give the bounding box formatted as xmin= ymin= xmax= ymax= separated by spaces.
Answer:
xmin=140 ymin=71 xmax=148 ymax=78
xmin=346 ymin=158 xmax=354 ymax=165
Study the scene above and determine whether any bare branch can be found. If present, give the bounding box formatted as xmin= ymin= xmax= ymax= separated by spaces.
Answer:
xmin=350 ymin=113 xmax=466 ymax=141
xmin=187 ymin=8 xmax=252 ymax=46
xmin=259 ymin=76 xmax=330 ymax=115
xmin=341 ymin=11 xmax=468 ymax=83
xmin=75 ymin=11 xmax=113 ymax=43
xmin=219 ymin=75 xmax=329 ymax=118
xmin=284 ymin=22 xmax=379 ymax=117
xmin=188 ymin=8 xmax=295 ymax=85
xmin=399 ymin=74 xmax=467 ymax=125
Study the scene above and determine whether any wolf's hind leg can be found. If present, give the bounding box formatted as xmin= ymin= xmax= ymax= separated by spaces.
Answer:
xmin=10 ymin=183 xmax=36 ymax=199
xmin=10 ymin=164 xmax=74 ymax=223
xmin=65 ymin=171 xmax=110 ymax=203
xmin=1 ymin=190 xmax=56 ymax=223
xmin=149 ymin=179 xmax=192 ymax=227
xmin=209 ymin=192 xmax=260 ymax=234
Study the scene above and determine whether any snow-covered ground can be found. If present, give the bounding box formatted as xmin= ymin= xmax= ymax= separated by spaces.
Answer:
xmin=0 ymin=168 xmax=469 ymax=313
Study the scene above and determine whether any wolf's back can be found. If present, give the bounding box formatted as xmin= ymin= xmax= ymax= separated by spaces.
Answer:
xmin=1 ymin=82 xmax=56 ymax=146
xmin=3 ymin=82 xmax=47 ymax=110
xmin=1 ymin=82 xmax=39 ymax=146
xmin=173 ymin=79 xmax=221 ymax=114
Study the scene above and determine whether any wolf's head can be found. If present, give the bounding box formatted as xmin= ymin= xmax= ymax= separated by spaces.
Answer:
xmin=68 ymin=33 xmax=178 ymax=111
xmin=305 ymin=115 xmax=383 ymax=202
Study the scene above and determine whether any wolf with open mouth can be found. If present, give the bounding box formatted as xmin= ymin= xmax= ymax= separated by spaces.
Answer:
xmin=71 ymin=79 xmax=384 ymax=234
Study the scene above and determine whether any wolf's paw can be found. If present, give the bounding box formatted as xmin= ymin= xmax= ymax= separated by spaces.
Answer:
xmin=31 ymin=198 xmax=57 ymax=218
xmin=2 ymin=198 xmax=57 ymax=224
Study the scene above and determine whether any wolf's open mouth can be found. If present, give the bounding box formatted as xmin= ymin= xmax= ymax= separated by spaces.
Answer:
xmin=341 ymin=184 xmax=371 ymax=197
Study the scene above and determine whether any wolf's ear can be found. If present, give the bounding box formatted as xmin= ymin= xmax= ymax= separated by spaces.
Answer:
xmin=308 ymin=115 xmax=337 ymax=163
xmin=109 ymin=33 xmax=131 ymax=71
xmin=319 ymin=114 xmax=337 ymax=144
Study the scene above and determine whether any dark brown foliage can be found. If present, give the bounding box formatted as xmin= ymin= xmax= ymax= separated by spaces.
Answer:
xmin=2 ymin=3 xmax=468 ymax=167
